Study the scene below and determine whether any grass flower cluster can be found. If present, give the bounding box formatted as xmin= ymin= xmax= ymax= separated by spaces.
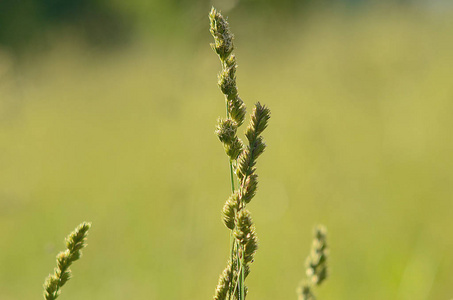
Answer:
xmin=43 ymin=222 xmax=91 ymax=300
xmin=210 ymin=7 xmax=270 ymax=300
xmin=210 ymin=7 xmax=328 ymax=300
xmin=298 ymin=226 xmax=329 ymax=300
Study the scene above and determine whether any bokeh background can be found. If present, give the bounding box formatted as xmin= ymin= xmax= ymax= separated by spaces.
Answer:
xmin=1 ymin=0 xmax=453 ymax=299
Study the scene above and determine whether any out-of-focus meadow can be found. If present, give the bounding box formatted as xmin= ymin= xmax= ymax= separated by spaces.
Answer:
xmin=1 ymin=1 xmax=453 ymax=299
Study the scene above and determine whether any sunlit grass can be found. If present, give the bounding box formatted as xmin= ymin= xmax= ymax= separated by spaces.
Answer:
xmin=0 ymin=6 xmax=452 ymax=300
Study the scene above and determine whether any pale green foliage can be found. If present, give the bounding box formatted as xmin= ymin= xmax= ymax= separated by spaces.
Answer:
xmin=43 ymin=222 xmax=91 ymax=300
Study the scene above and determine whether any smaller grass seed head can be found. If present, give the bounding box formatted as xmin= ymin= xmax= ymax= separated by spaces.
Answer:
xmin=222 ymin=191 xmax=240 ymax=230
xmin=215 ymin=118 xmax=238 ymax=144
xmin=233 ymin=209 xmax=255 ymax=245
xmin=243 ymin=232 xmax=258 ymax=264
xmin=228 ymin=96 xmax=246 ymax=126
xmin=245 ymin=102 xmax=270 ymax=143
xmin=218 ymin=67 xmax=238 ymax=97
xmin=213 ymin=260 xmax=233 ymax=300
xmin=209 ymin=7 xmax=234 ymax=61
xmin=215 ymin=118 xmax=243 ymax=160
xmin=225 ymin=137 xmax=243 ymax=160
xmin=43 ymin=222 xmax=91 ymax=300
xmin=305 ymin=225 xmax=328 ymax=286
xmin=242 ymin=173 xmax=258 ymax=204
xmin=236 ymin=149 xmax=252 ymax=180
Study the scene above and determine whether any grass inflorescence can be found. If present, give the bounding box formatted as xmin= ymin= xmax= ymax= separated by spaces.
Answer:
xmin=210 ymin=7 xmax=270 ymax=300
xmin=298 ymin=226 xmax=329 ymax=300
xmin=43 ymin=222 xmax=91 ymax=300
xmin=210 ymin=7 xmax=328 ymax=300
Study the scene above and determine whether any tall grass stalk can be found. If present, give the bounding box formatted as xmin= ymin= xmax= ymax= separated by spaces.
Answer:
xmin=210 ymin=8 xmax=328 ymax=300
xmin=210 ymin=7 xmax=270 ymax=300
xmin=42 ymin=222 xmax=91 ymax=300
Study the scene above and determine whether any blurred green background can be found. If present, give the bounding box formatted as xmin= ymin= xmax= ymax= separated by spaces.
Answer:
xmin=1 ymin=0 xmax=453 ymax=299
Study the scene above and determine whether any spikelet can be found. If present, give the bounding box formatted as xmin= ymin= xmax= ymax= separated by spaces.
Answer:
xmin=233 ymin=209 xmax=255 ymax=245
xmin=209 ymin=8 xmax=234 ymax=61
xmin=216 ymin=118 xmax=243 ymax=160
xmin=241 ymin=174 xmax=258 ymax=204
xmin=223 ymin=191 xmax=240 ymax=229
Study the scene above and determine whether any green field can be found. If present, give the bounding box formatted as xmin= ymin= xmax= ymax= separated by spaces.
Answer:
xmin=1 ymin=6 xmax=453 ymax=300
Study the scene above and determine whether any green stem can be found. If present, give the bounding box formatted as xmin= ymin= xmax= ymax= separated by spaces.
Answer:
xmin=230 ymin=252 xmax=242 ymax=299
xmin=239 ymin=223 xmax=244 ymax=298
xmin=229 ymin=161 xmax=235 ymax=193
xmin=241 ymin=255 xmax=245 ymax=300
